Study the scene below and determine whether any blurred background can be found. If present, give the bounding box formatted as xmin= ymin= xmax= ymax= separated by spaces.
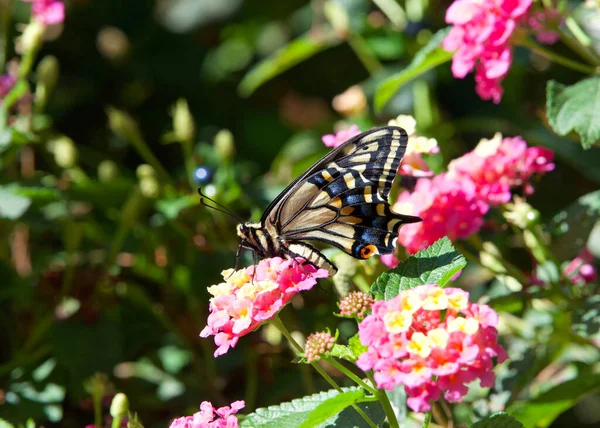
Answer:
xmin=1 ymin=0 xmax=599 ymax=426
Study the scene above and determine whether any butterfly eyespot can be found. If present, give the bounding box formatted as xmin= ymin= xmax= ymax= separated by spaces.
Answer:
xmin=359 ymin=244 xmax=377 ymax=259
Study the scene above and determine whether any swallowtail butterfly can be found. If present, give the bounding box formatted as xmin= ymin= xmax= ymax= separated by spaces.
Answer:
xmin=203 ymin=126 xmax=422 ymax=276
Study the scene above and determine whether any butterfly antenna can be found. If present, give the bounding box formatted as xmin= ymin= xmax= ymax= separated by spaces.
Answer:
xmin=198 ymin=188 xmax=244 ymax=223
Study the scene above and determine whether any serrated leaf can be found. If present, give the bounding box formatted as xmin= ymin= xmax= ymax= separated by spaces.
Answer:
xmin=241 ymin=387 xmax=384 ymax=428
xmin=546 ymin=77 xmax=600 ymax=149
xmin=471 ymin=412 xmax=523 ymax=428
xmin=374 ymin=27 xmax=452 ymax=112
xmin=549 ymin=189 xmax=600 ymax=260
xmin=300 ymin=389 xmax=368 ymax=428
xmin=370 ymin=237 xmax=466 ymax=300
xmin=0 ymin=186 xmax=32 ymax=219
xmin=238 ymin=34 xmax=341 ymax=97
xmin=507 ymin=373 xmax=600 ymax=427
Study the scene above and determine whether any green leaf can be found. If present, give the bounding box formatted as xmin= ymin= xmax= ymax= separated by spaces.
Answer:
xmin=348 ymin=334 xmax=367 ymax=360
xmin=549 ymin=189 xmax=600 ymax=260
xmin=238 ymin=34 xmax=341 ymax=97
xmin=330 ymin=344 xmax=357 ymax=362
xmin=300 ymin=389 xmax=368 ymax=428
xmin=370 ymin=237 xmax=466 ymax=300
xmin=546 ymin=77 xmax=600 ymax=149
xmin=471 ymin=412 xmax=523 ymax=428
xmin=0 ymin=419 xmax=15 ymax=428
xmin=385 ymin=386 xmax=407 ymax=423
xmin=374 ymin=27 xmax=452 ymax=112
xmin=240 ymin=387 xmax=384 ymax=428
xmin=507 ymin=372 xmax=600 ymax=427
xmin=572 ymin=294 xmax=600 ymax=339
xmin=0 ymin=186 xmax=32 ymax=219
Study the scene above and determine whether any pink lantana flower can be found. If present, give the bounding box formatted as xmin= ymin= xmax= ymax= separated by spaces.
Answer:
xmin=200 ymin=258 xmax=329 ymax=357
xmin=447 ymin=133 xmax=554 ymax=205
xmin=393 ymin=174 xmax=489 ymax=254
xmin=563 ymin=248 xmax=597 ymax=286
xmin=356 ymin=285 xmax=507 ymax=413
xmin=443 ymin=0 xmax=532 ymax=103
xmin=322 ymin=124 xmax=361 ymax=148
xmin=23 ymin=0 xmax=65 ymax=25
xmin=169 ymin=400 xmax=245 ymax=428
xmin=0 ymin=73 xmax=16 ymax=99
xmin=528 ymin=8 xmax=563 ymax=45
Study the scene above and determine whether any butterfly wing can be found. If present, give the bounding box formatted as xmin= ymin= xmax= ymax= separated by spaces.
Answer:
xmin=262 ymin=126 xmax=421 ymax=261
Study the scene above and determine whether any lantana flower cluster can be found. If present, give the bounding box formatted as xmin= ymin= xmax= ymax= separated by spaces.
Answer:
xmin=447 ymin=133 xmax=555 ymax=205
xmin=169 ymin=400 xmax=245 ymax=428
xmin=443 ymin=0 xmax=532 ymax=103
xmin=394 ymin=174 xmax=489 ymax=254
xmin=356 ymin=285 xmax=507 ymax=412
xmin=200 ymin=257 xmax=329 ymax=357
xmin=394 ymin=133 xmax=554 ymax=254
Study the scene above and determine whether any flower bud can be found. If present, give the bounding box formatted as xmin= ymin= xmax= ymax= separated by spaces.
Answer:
xmin=332 ymin=85 xmax=367 ymax=117
xmin=136 ymin=164 xmax=155 ymax=180
xmin=479 ymin=241 xmax=507 ymax=274
xmin=110 ymin=393 xmax=129 ymax=418
xmin=139 ymin=177 xmax=159 ymax=198
xmin=35 ymin=55 xmax=60 ymax=108
xmin=338 ymin=291 xmax=373 ymax=320
xmin=171 ymin=99 xmax=195 ymax=142
xmin=50 ymin=136 xmax=78 ymax=168
xmin=214 ymin=129 xmax=235 ymax=163
xmin=20 ymin=21 xmax=45 ymax=54
xmin=106 ymin=107 xmax=142 ymax=142
xmin=98 ymin=160 xmax=119 ymax=182
xmin=304 ymin=330 xmax=336 ymax=363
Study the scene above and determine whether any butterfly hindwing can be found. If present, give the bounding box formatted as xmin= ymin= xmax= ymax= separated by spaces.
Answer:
xmin=262 ymin=126 xmax=420 ymax=263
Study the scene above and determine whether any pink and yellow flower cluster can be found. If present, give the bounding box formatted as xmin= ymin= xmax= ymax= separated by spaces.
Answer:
xmin=443 ymin=0 xmax=532 ymax=103
xmin=393 ymin=133 xmax=554 ymax=254
xmin=200 ymin=257 xmax=329 ymax=357
xmin=356 ymin=285 xmax=507 ymax=412
xmin=169 ymin=400 xmax=245 ymax=428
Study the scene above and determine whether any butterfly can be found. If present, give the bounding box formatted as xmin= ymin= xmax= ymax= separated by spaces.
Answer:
xmin=202 ymin=126 xmax=422 ymax=276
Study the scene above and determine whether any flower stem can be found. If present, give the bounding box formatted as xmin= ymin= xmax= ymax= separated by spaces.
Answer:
xmin=371 ymin=0 xmax=407 ymax=29
xmin=271 ymin=316 xmax=378 ymax=428
xmin=348 ymin=34 xmax=383 ymax=75
xmin=422 ymin=410 xmax=432 ymax=428
xmin=366 ymin=372 xmax=400 ymax=428
xmin=326 ymin=358 xmax=378 ymax=395
xmin=518 ymin=37 xmax=597 ymax=74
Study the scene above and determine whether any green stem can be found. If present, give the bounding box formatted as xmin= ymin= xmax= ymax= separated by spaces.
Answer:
xmin=111 ymin=416 xmax=121 ymax=428
xmin=93 ymin=391 xmax=102 ymax=428
xmin=518 ymin=37 xmax=597 ymax=74
xmin=0 ymin=7 xmax=11 ymax=71
xmin=326 ymin=358 xmax=377 ymax=395
xmin=366 ymin=372 xmax=400 ymax=428
xmin=181 ymin=137 xmax=196 ymax=189
xmin=422 ymin=410 xmax=432 ymax=428
xmin=271 ymin=316 xmax=377 ymax=428
xmin=371 ymin=0 xmax=407 ymax=29
xmin=347 ymin=34 xmax=382 ymax=75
